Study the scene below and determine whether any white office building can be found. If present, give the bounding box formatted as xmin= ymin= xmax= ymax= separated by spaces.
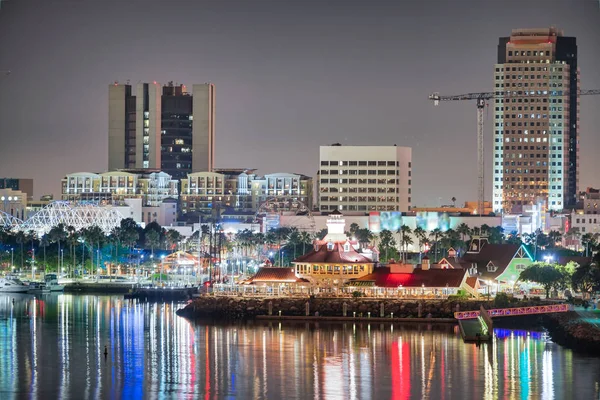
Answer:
xmin=318 ymin=145 xmax=412 ymax=212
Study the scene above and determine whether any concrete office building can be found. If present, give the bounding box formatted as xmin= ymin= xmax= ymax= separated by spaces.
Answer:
xmin=493 ymin=28 xmax=579 ymax=213
xmin=108 ymin=82 xmax=215 ymax=178
xmin=318 ymin=145 xmax=412 ymax=212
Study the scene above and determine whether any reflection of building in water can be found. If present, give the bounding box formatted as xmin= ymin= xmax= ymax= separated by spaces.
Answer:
xmin=0 ymin=296 xmax=598 ymax=398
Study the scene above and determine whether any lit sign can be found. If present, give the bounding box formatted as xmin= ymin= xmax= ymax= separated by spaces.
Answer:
xmin=416 ymin=212 xmax=450 ymax=232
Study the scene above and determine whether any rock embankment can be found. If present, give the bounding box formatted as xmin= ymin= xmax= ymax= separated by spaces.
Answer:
xmin=543 ymin=312 xmax=600 ymax=355
xmin=177 ymin=296 xmax=493 ymax=320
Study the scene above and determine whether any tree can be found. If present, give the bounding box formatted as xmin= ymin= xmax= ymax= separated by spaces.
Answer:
xmin=40 ymin=234 xmax=50 ymax=272
xmin=165 ymin=229 xmax=182 ymax=251
xmin=488 ymin=226 xmax=504 ymax=244
xmin=299 ymin=231 xmax=312 ymax=255
xmin=519 ymin=263 xmax=565 ymax=298
xmin=547 ymin=230 xmax=562 ymax=247
xmin=440 ymin=229 xmax=461 ymax=255
xmin=571 ymin=263 xmax=600 ymax=299
xmin=451 ymin=197 xmax=457 ymax=207
xmin=581 ymin=233 xmax=598 ymax=257
xmin=145 ymin=230 xmax=161 ymax=258
xmin=429 ymin=228 xmax=443 ymax=262
xmin=49 ymin=223 xmax=68 ymax=272
xmin=14 ymin=230 xmax=26 ymax=270
xmin=413 ymin=226 xmax=427 ymax=262
xmin=456 ymin=223 xmax=471 ymax=243
xmin=347 ymin=223 xmax=360 ymax=238
xmin=316 ymin=228 xmax=328 ymax=241
xmin=354 ymin=228 xmax=374 ymax=249
xmin=396 ymin=225 xmax=412 ymax=263
xmin=66 ymin=226 xmax=78 ymax=276
xmin=378 ymin=229 xmax=397 ymax=262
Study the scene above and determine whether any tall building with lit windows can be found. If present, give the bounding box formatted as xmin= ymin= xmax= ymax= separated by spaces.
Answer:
xmin=318 ymin=145 xmax=412 ymax=213
xmin=493 ymin=28 xmax=579 ymax=213
xmin=108 ymin=81 xmax=215 ymax=179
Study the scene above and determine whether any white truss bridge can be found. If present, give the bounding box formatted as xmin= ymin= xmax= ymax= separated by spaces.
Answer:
xmin=0 ymin=210 xmax=23 ymax=229
xmin=11 ymin=201 xmax=124 ymax=237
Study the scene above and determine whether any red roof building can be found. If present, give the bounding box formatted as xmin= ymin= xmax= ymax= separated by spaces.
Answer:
xmin=292 ymin=212 xmax=376 ymax=286
xmin=243 ymin=267 xmax=309 ymax=285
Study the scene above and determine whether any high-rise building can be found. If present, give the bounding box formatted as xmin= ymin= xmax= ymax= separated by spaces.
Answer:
xmin=318 ymin=145 xmax=412 ymax=213
xmin=493 ymin=28 xmax=579 ymax=213
xmin=108 ymin=81 xmax=215 ymax=178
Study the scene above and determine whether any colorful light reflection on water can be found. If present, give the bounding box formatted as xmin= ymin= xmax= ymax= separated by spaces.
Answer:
xmin=0 ymin=294 xmax=599 ymax=399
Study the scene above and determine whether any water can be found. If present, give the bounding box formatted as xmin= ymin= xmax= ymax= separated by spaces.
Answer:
xmin=0 ymin=294 xmax=599 ymax=400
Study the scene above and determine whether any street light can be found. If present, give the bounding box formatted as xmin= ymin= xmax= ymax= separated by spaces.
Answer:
xmin=544 ymin=255 xmax=554 ymax=263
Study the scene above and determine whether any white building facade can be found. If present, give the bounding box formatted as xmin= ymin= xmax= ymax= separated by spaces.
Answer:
xmin=318 ymin=145 xmax=412 ymax=213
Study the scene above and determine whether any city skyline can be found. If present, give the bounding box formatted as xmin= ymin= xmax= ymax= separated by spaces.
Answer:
xmin=0 ymin=0 xmax=599 ymax=206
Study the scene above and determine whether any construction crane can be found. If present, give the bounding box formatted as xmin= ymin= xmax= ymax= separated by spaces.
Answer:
xmin=429 ymin=89 xmax=600 ymax=215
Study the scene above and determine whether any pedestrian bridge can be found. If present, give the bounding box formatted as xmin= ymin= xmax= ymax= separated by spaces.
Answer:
xmin=454 ymin=304 xmax=571 ymax=320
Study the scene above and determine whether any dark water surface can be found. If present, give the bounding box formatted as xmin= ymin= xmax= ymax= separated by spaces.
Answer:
xmin=0 ymin=294 xmax=599 ymax=399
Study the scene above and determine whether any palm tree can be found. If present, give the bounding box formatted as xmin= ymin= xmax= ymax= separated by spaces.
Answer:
xmin=413 ymin=226 xmax=427 ymax=262
xmin=66 ymin=226 xmax=78 ymax=276
xmin=547 ymin=230 xmax=562 ymax=248
xmin=14 ymin=230 xmax=26 ymax=271
xmin=581 ymin=233 xmax=598 ymax=257
xmin=287 ymin=228 xmax=301 ymax=261
xmin=429 ymin=228 xmax=443 ymax=262
xmin=299 ymin=231 xmax=312 ymax=255
xmin=49 ymin=223 xmax=67 ymax=273
xmin=451 ymin=197 xmax=457 ymax=207
xmin=396 ymin=225 xmax=412 ymax=263
xmin=40 ymin=234 xmax=50 ymax=272
xmin=378 ymin=229 xmax=397 ymax=262
xmin=165 ymin=229 xmax=182 ymax=251
xmin=456 ymin=223 xmax=471 ymax=243
xmin=145 ymin=230 xmax=161 ymax=258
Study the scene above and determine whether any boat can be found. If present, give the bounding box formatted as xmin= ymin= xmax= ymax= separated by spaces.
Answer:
xmin=44 ymin=273 xmax=65 ymax=292
xmin=0 ymin=276 xmax=30 ymax=293
xmin=27 ymin=282 xmax=50 ymax=294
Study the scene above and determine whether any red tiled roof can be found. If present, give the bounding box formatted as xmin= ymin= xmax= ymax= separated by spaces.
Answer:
xmin=293 ymin=243 xmax=373 ymax=264
xmin=351 ymin=267 xmax=467 ymax=288
xmin=248 ymin=267 xmax=305 ymax=283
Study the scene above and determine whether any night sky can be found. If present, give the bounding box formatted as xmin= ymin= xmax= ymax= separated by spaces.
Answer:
xmin=0 ymin=0 xmax=599 ymax=206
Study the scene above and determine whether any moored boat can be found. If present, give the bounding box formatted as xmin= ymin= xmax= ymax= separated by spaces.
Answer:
xmin=0 ymin=276 xmax=30 ymax=293
xmin=27 ymin=282 xmax=50 ymax=294
xmin=44 ymin=273 xmax=65 ymax=292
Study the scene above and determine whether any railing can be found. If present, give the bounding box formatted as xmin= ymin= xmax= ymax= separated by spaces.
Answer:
xmin=454 ymin=303 xmax=571 ymax=320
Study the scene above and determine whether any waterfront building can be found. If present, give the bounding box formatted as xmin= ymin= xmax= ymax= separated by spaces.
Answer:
xmin=61 ymin=169 xmax=178 ymax=207
xmin=180 ymin=169 xmax=312 ymax=218
xmin=349 ymin=258 xmax=474 ymax=297
xmin=108 ymin=81 xmax=215 ymax=178
xmin=0 ymin=178 xmax=33 ymax=200
xmin=318 ymin=144 xmax=412 ymax=213
xmin=493 ymin=28 xmax=579 ymax=213
xmin=242 ymin=267 xmax=309 ymax=287
xmin=292 ymin=210 xmax=377 ymax=286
